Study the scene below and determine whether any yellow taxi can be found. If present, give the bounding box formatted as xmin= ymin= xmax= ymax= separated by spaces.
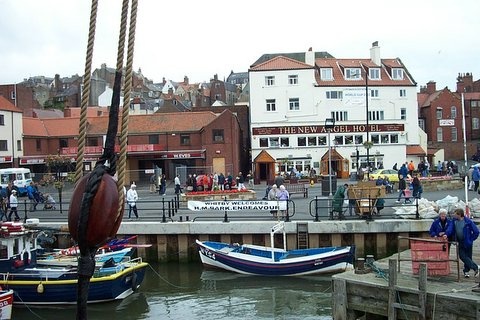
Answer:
xmin=368 ymin=169 xmax=399 ymax=182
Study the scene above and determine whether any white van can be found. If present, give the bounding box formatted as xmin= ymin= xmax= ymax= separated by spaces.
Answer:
xmin=0 ymin=168 xmax=33 ymax=196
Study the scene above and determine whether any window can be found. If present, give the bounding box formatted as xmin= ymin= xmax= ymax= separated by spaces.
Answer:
xmin=0 ymin=140 xmax=7 ymax=151
xmin=180 ymin=134 xmax=190 ymax=145
xmin=331 ymin=111 xmax=348 ymax=122
xmin=345 ymin=68 xmax=361 ymax=80
xmin=148 ymin=135 xmax=159 ymax=144
xmin=307 ymin=137 xmax=317 ymax=146
xmin=472 ymin=101 xmax=479 ymax=107
xmin=36 ymin=139 xmax=41 ymax=151
xmin=334 ymin=136 xmax=343 ymax=145
xmin=399 ymin=89 xmax=406 ymax=97
xmin=87 ymin=137 xmax=99 ymax=146
xmin=269 ymin=137 xmax=279 ymax=147
xmin=451 ymin=127 xmax=457 ymax=142
xmin=59 ymin=138 xmax=68 ymax=148
xmin=265 ymin=76 xmax=275 ymax=86
xmin=370 ymin=89 xmax=379 ymax=98
xmin=400 ymin=108 xmax=407 ymax=120
xmin=473 ymin=118 xmax=480 ymax=130
xmin=381 ymin=135 xmax=389 ymax=144
xmin=10 ymin=91 xmax=15 ymax=100
xmin=0 ymin=115 xmax=4 ymax=125
xmin=318 ymin=136 xmax=326 ymax=145
xmin=392 ymin=68 xmax=404 ymax=80
xmin=436 ymin=108 xmax=442 ymax=119
xmin=266 ymin=99 xmax=276 ymax=111
xmin=368 ymin=110 xmax=384 ymax=121
xmin=16 ymin=140 xmax=21 ymax=151
xmin=259 ymin=138 xmax=268 ymax=148
xmin=280 ymin=137 xmax=289 ymax=147
xmin=289 ymin=98 xmax=300 ymax=111
xmin=320 ymin=68 xmax=333 ymax=80
xmin=371 ymin=134 xmax=379 ymax=144
xmin=297 ymin=137 xmax=306 ymax=147
xmin=391 ymin=134 xmax=399 ymax=143
xmin=354 ymin=135 xmax=364 ymax=145
xmin=326 ymin=91 xmax=343 ymax=99
xmin=288 ymin=75 xmax=298 ymax=85
xmin=450 ymin=106 xmax=457 ymax=119
xmin=212 ymin=129 xmax=224 ymax=143
xmin=344 ymin=135 xmax=353 ymax=145
xmin=437 ymin=127 xmax=443 ymax=142
xmin=369 ymin=68 xmax=381 ymax=80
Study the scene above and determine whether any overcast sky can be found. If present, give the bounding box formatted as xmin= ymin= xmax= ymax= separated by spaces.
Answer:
xmin=1 ymin=0 xmax=479 ymax=90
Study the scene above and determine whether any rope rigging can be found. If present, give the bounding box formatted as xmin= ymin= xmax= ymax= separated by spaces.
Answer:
xmin=68 ymin=1 xmax=139 ymax=319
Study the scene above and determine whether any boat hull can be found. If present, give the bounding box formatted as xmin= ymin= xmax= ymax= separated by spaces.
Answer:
xmin=196 ymin=240 xmax=354 ymax=276
xmin=0 ymin=290 xmax=13 ymax=319
xmin=0 ymin=262 xmax=148 ymax=305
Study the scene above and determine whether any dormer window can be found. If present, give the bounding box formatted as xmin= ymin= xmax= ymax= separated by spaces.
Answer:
xmin=320 ymin=68 xmax=333 ymax=80
xmin=345 ymin=68 xmax=361 ymax=80
xmin=392 ymin=68 xmax=404 ymax=80
xmin=369 ymin=68 xmax=381 ymax=80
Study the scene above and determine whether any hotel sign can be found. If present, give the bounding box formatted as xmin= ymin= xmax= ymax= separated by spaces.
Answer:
xmin=253 ymin=124 xmax=404 ymax=135
xmin=160 ymin=152 xmax=205 ymax=159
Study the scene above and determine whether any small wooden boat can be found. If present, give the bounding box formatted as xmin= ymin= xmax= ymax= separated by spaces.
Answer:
xmin=196 ymin=222 xmax=355 ymax=276
xmin=0 ymin=289 xmax=13 ymax=319
xmin=36 ymin=247 xmax=133 ymax=267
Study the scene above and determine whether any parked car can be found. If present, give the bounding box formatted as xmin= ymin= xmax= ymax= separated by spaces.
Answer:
xmin=368 ymin=169 xmax=400 ymax=182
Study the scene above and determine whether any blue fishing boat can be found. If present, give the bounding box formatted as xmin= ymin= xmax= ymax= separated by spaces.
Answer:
xmin=196 ymin=222 xmax=355 ymax=276
xmin=0 ymin=222 xmax=148 ymax=305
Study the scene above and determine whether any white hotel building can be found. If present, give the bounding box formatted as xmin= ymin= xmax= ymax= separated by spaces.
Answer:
xmin=249 ymin=42 xmax=425 ymax=181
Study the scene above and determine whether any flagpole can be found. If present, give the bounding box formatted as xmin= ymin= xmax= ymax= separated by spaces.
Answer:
xmin=462 ymin=92 xmax=469 ymax=216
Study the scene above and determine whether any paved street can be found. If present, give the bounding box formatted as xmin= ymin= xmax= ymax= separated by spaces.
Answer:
xmin=18 ymin=177 xmax=476 ymax=224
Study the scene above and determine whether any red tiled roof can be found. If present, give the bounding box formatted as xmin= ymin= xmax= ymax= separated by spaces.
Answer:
xmin=314 ymin=58 xmax=415 ymax=87
xmin=249 ymin=56 xmax=314 ymax=71
xmin=23 ymin=117 xmax=80 ymax=137
xmin=0 ymin=95 xmax=22 ymax=113
xmin=406 ymin=145 xmax=426 ymax=155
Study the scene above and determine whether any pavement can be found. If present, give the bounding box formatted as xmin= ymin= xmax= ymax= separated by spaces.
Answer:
xmin=27 ymin=177 xmax=475 ymax=223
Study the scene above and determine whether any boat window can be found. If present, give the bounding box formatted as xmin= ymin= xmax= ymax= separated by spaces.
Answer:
xmin=0 ymin=244 xmax=7 ymax=259
xmin=13 ymin=239 xmax=19 ymax=255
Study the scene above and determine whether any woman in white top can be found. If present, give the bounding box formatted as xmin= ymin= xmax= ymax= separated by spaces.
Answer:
xmin=126 ymin=184 xmax=139 ymax=219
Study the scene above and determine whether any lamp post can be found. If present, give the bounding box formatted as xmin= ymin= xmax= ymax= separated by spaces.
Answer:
xmin=364 ymin=69 xmax=370 ymax=180
xmin=325 ymin=118 xmax=335 ymax=196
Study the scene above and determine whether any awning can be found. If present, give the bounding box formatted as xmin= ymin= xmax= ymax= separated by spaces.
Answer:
xmin=406 ymin=145 xmax=426 ymax=156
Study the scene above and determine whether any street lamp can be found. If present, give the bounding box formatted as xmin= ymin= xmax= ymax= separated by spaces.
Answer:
xmin=325 ymin=117 xmax=335 ymax=196
xmin=364 ymin=69 xmax=370 ymax=180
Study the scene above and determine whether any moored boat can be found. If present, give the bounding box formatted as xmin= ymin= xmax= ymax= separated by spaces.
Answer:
xmin=0 ymin=222 xmax=148 ymax=305
xmin=36 ymin=247 xmax=133 ymax=267
xmin=0 ymin=289 xmax=13 ymax=319
xmin=196 ymin=222 xmax=355 ymax=276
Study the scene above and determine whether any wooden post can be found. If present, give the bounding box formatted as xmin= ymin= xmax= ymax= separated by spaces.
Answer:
xmin=388 ymin=259 xmax=398 ymax=320
xmin=332 ymin=278 xmax=347 ymax=320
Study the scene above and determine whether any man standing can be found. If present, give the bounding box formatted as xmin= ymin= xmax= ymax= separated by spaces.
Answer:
xmin=453 ymin=208 xmax=479 ymax=278
xmin=8 ymin=190 xmax=20 ymax=221
xmin=126 ymin=183 xmax=139 ymax=220
xmin=174 ymin=174 xmax=182 ymax=194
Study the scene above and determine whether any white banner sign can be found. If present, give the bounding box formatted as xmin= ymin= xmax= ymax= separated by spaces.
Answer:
xmin=187 ymin=200 xmax=287 ymax=211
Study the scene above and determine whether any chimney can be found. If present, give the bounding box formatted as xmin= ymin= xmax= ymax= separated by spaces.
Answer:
xmin=426 ymin=81 xmax=436 ymax=94
xmin=305 ymin=47 xmax=315 ymax=66
xmin=370 ymin=41 xmax=381 ymax=66
xmin=456 ymin=78 xmax=465 ymax=94
xmin=184 ymin=76 xmax=189 ymax=85
xmin=162 ymin=77 xmax=166 ymax=85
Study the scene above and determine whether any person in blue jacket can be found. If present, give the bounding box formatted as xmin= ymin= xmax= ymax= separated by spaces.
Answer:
xmin=453 ymin=208 xmax=480 ymax=278
xmin=429 ymin=208 xmax=454 ymax=249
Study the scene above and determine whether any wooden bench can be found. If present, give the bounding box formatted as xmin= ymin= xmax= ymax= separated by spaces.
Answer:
xmin=285 ymin=184 xmax=308 ymax=198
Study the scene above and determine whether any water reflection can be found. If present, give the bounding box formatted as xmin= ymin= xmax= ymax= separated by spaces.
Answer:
xmin=14 ymin=262 xmax=334 ymax=319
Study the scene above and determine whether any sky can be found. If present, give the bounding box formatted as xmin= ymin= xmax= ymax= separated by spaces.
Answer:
xmin=1 ymin=0 xmax=479 ymax=90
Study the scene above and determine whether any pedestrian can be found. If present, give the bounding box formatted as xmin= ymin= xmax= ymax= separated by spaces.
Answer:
xmin=213 ymin=172 xmax=219 ymax=190
xmin=348 ymin=185 xmax=356 ymax=216
xmin=236 ymin=172 xmax=245 ymax=190
xmin=218 ymin=173 xmax=225 ymax=191
xmin=473 ymin=166 xmax=480 ymax=192
xmin=332 ymin=184 xmax=348 ymax=220
xmin=159 ymin=174 xmax=166 ymax=196
xmin=452 ymin=208 xmax=479 ymax=278
xmin=149 ymin=174 xmax=157 ymax=193
xmin=277 ymin=185 xmax=289 ymax=219
xmin=268 ymin=184 xmax=279 ymax=217
xmin=126 ymin=183 xmax=139 ymax=219
xmin=437 ymin=160 xmax=443 ymax=174
xmin=411 ymin=174 xmax=422 ymax=199
xmin=0 ymin=186 xmax=6 ymax=222
xmin=247 ymin=170 xmax=254 ymax=189
xmin=8 ymin=190 xmax=20 ymax=221
xmin=26 ymin=181 xmax=38 ymax=212
xmin=392 ymin=163 xmax=398 ymax=171
xmin=395 ymin=175 xmax=411 ymax=204
xmin=226 ymin=172 xmax=233 ymax=190
xmin=398 ymin=163 xmax=408 ymax=180
xmin=274 ymin=173 xmax=285 ymax=188
xmin=407 ymin=160 xmax=415 ymax=177
xmin=429 ymin=208 xmax=454 ymax=250
xmin=174 ymin=174 xmax=182 ymax=194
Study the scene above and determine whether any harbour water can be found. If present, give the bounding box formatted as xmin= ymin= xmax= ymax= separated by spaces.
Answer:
xmin=14 ymin=262 xmax=334 ymax=319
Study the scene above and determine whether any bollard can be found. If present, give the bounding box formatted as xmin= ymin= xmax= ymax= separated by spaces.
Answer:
xmin=186 ymin=216 xmax=189 ymax=221
xmin=357 ymin=258 xmax=365 ymax=270
xmin=179 ymin=216 xmax=183 ymax=222
xmin=366 ymin=254 xmax=375 ymax=266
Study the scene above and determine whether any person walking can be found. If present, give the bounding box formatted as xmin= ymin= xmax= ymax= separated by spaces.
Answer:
xmin=174 ymin=174 xmax=182 ymax=194
xmin=452 ymin=208 xmax=479 ymax=278
xmin=218 ymin=173 xmax=225 ymax=191
xmin=8 ymin=190 xmax=20 ymax=221
xmin=159 ymin=174 xmax=166 ymax=196
xmin=396 ymin=175 xmax=411 ymax=204
xmin=26 ymin=181 xmax=38 ymax=212
xmin=473 ymin=166 xmax=480 ymax=192
xmin=268 ymin=184 xmax=279 ymax=217
xmin=332 ymin=184 xmax=348 ymax=220
xmin=236 ymin=172 xmax=245 ymax=190
xmin=126 ymin=183 xmax=139 ymax=220
xmin=277 ymin=185 xmax=289 ymax=219
xmin=411 ymin=174 xmax=423 ymax=199
xmin=149 ymin=174 xmax=157 ymax=193
xmin=0 ymin=186 xmax=6 ymax=222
